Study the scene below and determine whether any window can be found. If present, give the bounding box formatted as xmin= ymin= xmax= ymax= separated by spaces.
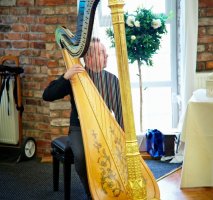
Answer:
xmin=94 ymin=0 xmax=178 ymax=134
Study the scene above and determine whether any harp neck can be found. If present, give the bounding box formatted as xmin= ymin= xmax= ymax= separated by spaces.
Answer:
xmin=55 ymin=0 xmax=100 ymax=57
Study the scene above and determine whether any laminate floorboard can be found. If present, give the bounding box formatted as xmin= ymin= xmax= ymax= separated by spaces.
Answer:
xmin=158 ymin=169 xmax=213 ymax=200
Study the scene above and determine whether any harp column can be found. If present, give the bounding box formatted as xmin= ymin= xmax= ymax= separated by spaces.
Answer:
xmin=108 ymin=0 xmax=147 ymax=199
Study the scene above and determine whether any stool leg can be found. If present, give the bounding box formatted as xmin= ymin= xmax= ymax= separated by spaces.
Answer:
xmin=63 ymin=161 xmax=71 ymax=200
xmin=53 ymin=156 xmax=60 ymax=191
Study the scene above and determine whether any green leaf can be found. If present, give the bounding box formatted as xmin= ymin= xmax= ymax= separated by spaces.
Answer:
xmin=106 ymin=7 xmax=169 ymax=67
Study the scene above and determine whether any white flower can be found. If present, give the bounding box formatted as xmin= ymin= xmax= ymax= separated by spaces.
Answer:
xmin=131 ymin=35 xmax=136 ymax=40
xmin=134 ymin=20 xmax=140 ymax=27
xmin=126 ymin=16 xmax=135 ymax=27
xmin=151 ymin=19 xmax=162 ymax=29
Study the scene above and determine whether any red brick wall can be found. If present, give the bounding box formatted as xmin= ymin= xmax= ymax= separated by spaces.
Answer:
xmin=197 ymin=0 xmax=213 ymax=71
xmin=0 ymin=0 xmax=77 ymax=158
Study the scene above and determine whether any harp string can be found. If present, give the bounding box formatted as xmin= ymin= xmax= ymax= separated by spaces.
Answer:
xmin=86 ymin=39 xmax=105 ymax=131
xmin=84 ymin=5 xmax=123 ymax=138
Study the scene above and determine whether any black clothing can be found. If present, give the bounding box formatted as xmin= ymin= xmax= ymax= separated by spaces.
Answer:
xmin=67 ymin=127 xmax=90 ymax=196
xmin=42 ymin=67 xmax=123 ymax=128
xmin=42 ymin=75 xmax=80 ymax=127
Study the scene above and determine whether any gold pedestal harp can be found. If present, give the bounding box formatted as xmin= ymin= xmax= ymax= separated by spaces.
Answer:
xmin=55 ymin=0 xmax=160 ymax=199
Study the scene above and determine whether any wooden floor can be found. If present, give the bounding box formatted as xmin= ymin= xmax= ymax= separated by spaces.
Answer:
xmin=158 ymin=168 xmax=213 ymax=200
xmin=140 ymin=152 xmax=213 ymax=200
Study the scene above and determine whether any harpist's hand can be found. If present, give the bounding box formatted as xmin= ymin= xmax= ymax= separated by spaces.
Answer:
xmin=63 ymin=64 xmax=85 ymax=80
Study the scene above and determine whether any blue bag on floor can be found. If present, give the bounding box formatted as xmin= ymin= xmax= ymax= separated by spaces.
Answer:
xmin=146 ymin=129 xmax=165 ymax=158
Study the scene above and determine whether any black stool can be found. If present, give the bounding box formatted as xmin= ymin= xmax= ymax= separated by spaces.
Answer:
xmin=51 ymin=136 xmax=74 ymax=200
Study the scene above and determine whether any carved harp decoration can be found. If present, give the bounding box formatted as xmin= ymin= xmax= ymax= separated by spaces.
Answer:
xmin=55 ymin=0 xmax=160 ymax=199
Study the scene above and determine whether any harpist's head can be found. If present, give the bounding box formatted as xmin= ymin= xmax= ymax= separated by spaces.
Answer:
xmin=84 ymin=37 xmax=108 ymax=72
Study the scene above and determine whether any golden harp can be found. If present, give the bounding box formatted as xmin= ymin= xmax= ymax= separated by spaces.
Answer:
xmin=55 ymin=0 xmax=160 ymax=199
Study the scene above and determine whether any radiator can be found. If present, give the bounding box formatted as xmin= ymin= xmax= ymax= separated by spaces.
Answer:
xmin=0 ymin=79 xmax=19 ymax=145
xmin=194 ymin=72 xmax=210 ymax=90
